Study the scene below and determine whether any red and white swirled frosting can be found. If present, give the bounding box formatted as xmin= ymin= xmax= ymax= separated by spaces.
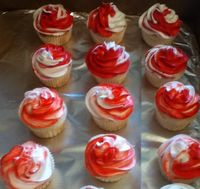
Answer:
xmin=32 ymin=44 xmax=72 ymax=79
xmin=85 ymin=84 xmax=134 ymax=121
xmin=0 ymin=141 xmax=54 ymax=189
xmin=156 ymin=81 xmax=200 ymax=119
xmin=161 ymin=183 xmax=195 ymax=189
xmin=85 ymin=42 xmax=130 ymax=78
xmin=145 ymin=45 xmax=188 ymax=78
xmin=85 ymin=134 xmax=136 ymax=178
xmin=33 ymin=4 xmax=73 ymax=36
xmin=87 ymin=3 xmax=126 ymax=37
xmin=158 ymin=134 xmax=200 ymax=181
xmin=19 ymin=87 xmax=66 ymax=128
xmin=139 ymin=3 xmax=182 ymax=38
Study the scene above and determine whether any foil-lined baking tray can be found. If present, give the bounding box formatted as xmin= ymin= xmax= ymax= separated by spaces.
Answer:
xmin=0 ymin=10 xmax=199 ymax=189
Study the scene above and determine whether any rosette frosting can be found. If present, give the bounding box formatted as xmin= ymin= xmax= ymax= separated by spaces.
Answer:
xmin=161 ymin=183 xmax=195 ymax=189
xmin=145 ymin=45 xmax=188 ymax=78
xmin=85 ymin=84 xmax=134 ymax=121
xmin=156 ymin=81 xmax=200 ymax=119
xmin=33 ymin=4 xmax=73 ymax=35
xmin=88 ymin=3 xmax=126 ymax=37
xmin=19 ymin=87 xmax=66 ymax=128
xmin=139 ymin=3 xmax=182 ymax=38
xmin=32 ymin=44 xmax=72 ymax=79
xmin=158 ymin=134 xmax=200 ymax=181
xmin=0 ymin=141 xmax=54 ymax=189
xmin=85 ymin=134 xmax=136 ymax=177
xmin=85 ymin=42 xmax=130 ymax=78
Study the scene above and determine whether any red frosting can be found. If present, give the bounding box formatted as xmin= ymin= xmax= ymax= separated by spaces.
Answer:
xmin=85 ymin=42 xmax=130 ymax=78
xmin=156 ymin=81 xmax=200 ymax=119
xmin=146 ymin=45 xmax=188 ymax=77
xmin=88 ymin=3 xmax=116 ymax=37
xmin=85 ymin=134 xmax=136 ymax=177
xmin=34 ymin=4 xmax=73 ymax=34
xmin=19 ymin=87 xmax=65 ymax=128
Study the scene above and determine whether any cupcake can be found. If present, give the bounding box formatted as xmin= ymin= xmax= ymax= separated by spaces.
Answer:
xmin=80 ymin=186 xmax=103 ymax=189
xmin=85 ymin=84 xmax=134 ymax=131
xmin=33 ymin=4 xmax=73 ymax=45
xmin=161 ymin=183 xmax=195 ymax=189
xmin=0 ymin=141 xmax=54 ymax=189
xmin=155 ymin=81 xmax=200 ymax=131
xmin=19 ymin=87 xmax=67 ymax=138
xmin=157 ymin=134 xmax=200 ymax=184
xmin=145 ymin=45 xmax=188 ymax=88
xmin=138 ymin=3 xmax=182 ymax=46
xmin=32 ymin=44 xmax=72 ymax=88
xmin=87 ymin=2 xmax=127 ymax=44
xmin=85 ymin=134 xmax=136 ymax=182
xmin=85 ymin=42 xmax=131 ymax=84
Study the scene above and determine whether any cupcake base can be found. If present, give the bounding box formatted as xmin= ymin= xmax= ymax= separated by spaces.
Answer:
xmin=141 ymin=30 xmax=174 ymax=47
xmin=155 ymin=108 xmax=196 ymax=131
xmin=93 ymin=116 xmax=128 ymax=131
xmin=95 ymin=173 xmax=125 ymax=182
xmin=90 ymin=28 xmax=126 ymax=44
xmin=37 ymin=29 xmax=72 ymax=45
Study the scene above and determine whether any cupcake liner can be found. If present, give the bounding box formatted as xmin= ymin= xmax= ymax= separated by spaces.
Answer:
xmin=95 ymin=173 xmax=125 ymax=182
xmin=93 ymin=116 xmax=128 ymax=131
xmin=155 ymin=108 xmax=196 ymax=131
xmin=37 ymin=29 xmax=72 ymax=45
xmin=93 ymin=72 xmax=128 ymax=84
xmin=141 ymin=30 xmax=174 ymax=47
xmin=90 ymin=28 xmax=126 ymax=44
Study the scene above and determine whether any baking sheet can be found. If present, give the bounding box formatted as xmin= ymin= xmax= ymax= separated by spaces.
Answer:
xmin=0 ymin=10 xmax=199 ymax=189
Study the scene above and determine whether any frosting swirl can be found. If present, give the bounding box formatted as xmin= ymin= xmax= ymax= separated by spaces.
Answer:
xmin=145 ymin=45 xmax=188 ymax=78
xmin=32 ymin=44 xmax=72 ymax=79
xmin=161 ymin=183 xmax=195 ymax=189
xmin=158 ymin=134 xmax=200 ymax=181
xmin=139 ymin=3 xmax=182 ymax=38
xmin=19 ymin=87 xmax=66 ymax=128
xmin=0 ymin=141 xmax=54 ymax=189
xmin=156 ymin=81 xmax=200 ymax=119
xmin=85 ymin=134 xmax=136 ymax=177
xmin=88 ymin=3 xmax=126 ymax=37
xmin=85 ymin=42 xmax=130 ymax=78
xmin=33 ymin=4 xmax=73 ymax=36
xmin=80 ymin=186 xmax=103 ymax=189
xmin=85 ymin=84 xmax=134 ymax=121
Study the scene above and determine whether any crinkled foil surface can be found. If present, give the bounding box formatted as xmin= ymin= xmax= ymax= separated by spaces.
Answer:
xmin=0 ymin=11 xmax=199 ymax=189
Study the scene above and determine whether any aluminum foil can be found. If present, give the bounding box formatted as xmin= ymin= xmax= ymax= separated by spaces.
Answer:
xmin=0 ymin=10 xmax=199 ymax=189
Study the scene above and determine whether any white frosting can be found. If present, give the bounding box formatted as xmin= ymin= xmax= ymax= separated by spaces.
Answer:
xmin=107 ymin=4 xmax=126 ymax=33
xmin=80 ymin=185 xmax=104 ymax=189
xmin=161 ymin=183 xmax=195 ymax=189
xmin=32 ymin=47 xmax=71 ymax=78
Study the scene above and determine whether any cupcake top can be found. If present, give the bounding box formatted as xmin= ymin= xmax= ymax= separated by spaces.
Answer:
xmin=33 ymin=4 xmax=73 ymax=36
xmin=85 ymin=42 xmax=130 ymax=78
xmin=145 ymin=45 xmax=188 ymax=78
xmin=87 ymin=2 xmax=126 ymax=37
xmin=156 ymin=81 xmax=200 ymax=119
xmin=85 ymin=84 xmax=134 ymax=121
xmin=85 ymin=134 xmax=136 ymax=177
xmin=0 ymin=141 xmax=54 ymax=189
xmin=32 ymin=44 xmax=72 ymax=79
xmin=139 ymin=3 xmax=182 ymax=38
xmin=19 ymin=87 xmax=66 ymax=128
xmin=158 ymin=134 xmax=200 ymax=181
xmin=80 ymin=186 xmax=103 ymax=189
xmin=161 ymin=183 xmax=195 ymax=189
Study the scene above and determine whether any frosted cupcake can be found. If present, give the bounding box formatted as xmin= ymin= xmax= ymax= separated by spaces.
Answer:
xmin=161 ymin=183 xmax=195 ymax=189
xmin=0 ymin=141 xmax=54 ymax=189
xmin=155 ymin=81 xmax=200 ymax=131
xmin=19 ymin=87 xmax=67 ymax=138
xmin=32 ymin=44 xmax=72 ymax=88
xmin=138 ymin=3 xmax=182 ymax=46
xmin=158 ymin=134 xmax=200 ymax=184
xmin=85 ymin=42 xmax=131 ymax=84
xmin=87 ymin=2 xmax=127 ymax=44
xmin=145 ymin=45 xmax=188 ymax=88
xmin=85 ymin=84 xmax=134 ymax=131
xmin=85 ymin=134 xmax=136 ymax=182
xmin=33 ymin=4 xmax=73 ymax=45
xmin=80 ymin=186 xmax=103 ymax=189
